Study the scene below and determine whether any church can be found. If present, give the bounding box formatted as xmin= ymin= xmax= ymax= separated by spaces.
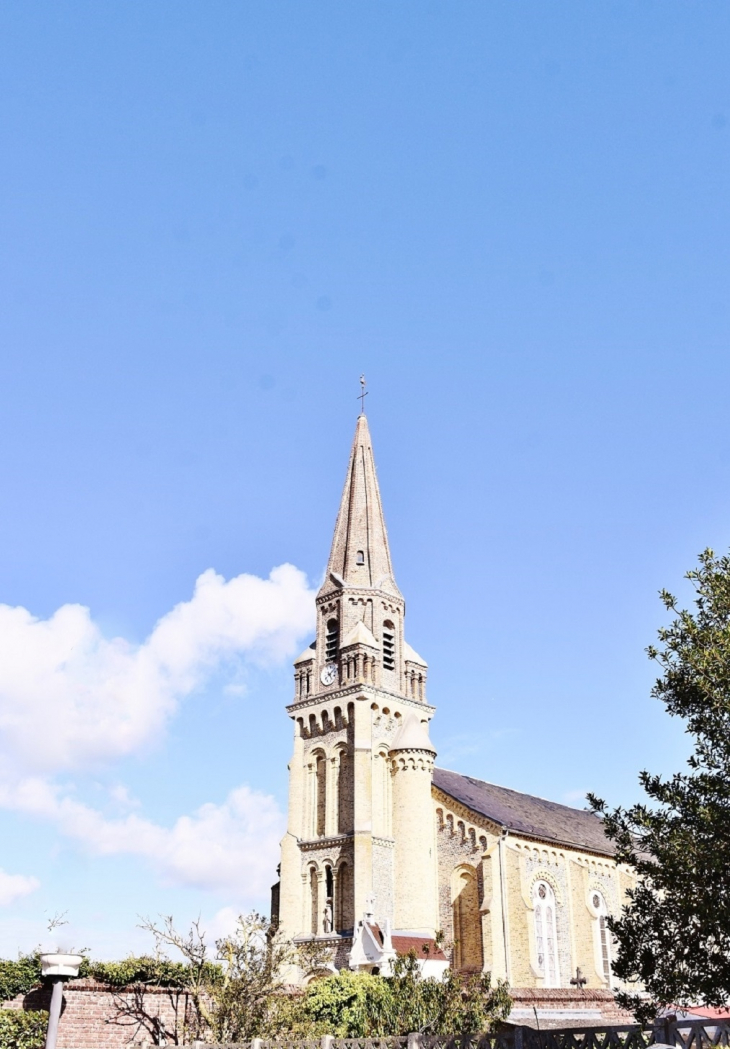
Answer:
xmin=273 ymin=412 xmax=634 ymax=993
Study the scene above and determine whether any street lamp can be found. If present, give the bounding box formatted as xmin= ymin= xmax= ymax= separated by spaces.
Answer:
xmin=39 ymin=952 xmax=83 ymax=1049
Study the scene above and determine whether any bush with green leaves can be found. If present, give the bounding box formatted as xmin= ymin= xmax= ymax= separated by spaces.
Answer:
xmin=0 ymin=956 xmax=42 ymax=1004
xmin=0 ymin=1009 xmax=48 ymax=1049
xmin=284 ymin=951 xmax=512 ymax=1037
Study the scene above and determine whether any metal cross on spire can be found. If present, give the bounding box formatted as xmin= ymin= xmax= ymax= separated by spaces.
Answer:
xmin=358 ymin=374 xmax=368 ymax=414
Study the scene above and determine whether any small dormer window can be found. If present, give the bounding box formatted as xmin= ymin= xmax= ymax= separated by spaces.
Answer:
xmin=326 ymin=618 xmax=339 ymax=662
xmin=382 ymin=621 xmax=395 ymax=671
xmin=356 ymin=550 xmax=365 ymax=566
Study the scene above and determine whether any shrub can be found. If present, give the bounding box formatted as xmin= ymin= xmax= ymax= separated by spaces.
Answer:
xmin=0 ymin=1009 xmax=48 ymax=1049
xmin=288 ymin=952 xmax=512 ymax=1037
xmin=0 ymin=956 xmax=42 ymax=1005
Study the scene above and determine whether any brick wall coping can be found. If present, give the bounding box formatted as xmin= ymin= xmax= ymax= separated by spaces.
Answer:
xmin=511 ymin=989 xmax=616 ymax=1003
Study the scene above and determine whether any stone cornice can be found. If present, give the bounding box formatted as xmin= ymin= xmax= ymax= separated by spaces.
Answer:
xmin=287 ymin=683 xmax=435 ymax=716
xmin=431 ymin=785 xmax=616 ymax=860
xmin=432 ymin=786 xmax=502 ymax=838
xmin=299 ymin=833 xmax=352 ymax=851
xmin=316 ymin=585 xmax=403 ymax=607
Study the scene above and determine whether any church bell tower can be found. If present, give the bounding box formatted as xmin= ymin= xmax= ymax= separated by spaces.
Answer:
xmin=277 ymin=411 xmax=439 ymax=967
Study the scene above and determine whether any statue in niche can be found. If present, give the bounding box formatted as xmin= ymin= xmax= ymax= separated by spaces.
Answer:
xmin=323 ymin=901 xmax=333 ymax=934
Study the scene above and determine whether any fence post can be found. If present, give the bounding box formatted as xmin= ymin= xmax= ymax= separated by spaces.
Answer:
xmin=652 ymin=1018 xmax=672 ymax=1046
xmin=408 ymin=1033 xmax=423 ymax=1049
xmin=322 ymin=1035 xmax=335 ymax=1049
xmin=253 ymin=1039 xmax=264 ymax=1049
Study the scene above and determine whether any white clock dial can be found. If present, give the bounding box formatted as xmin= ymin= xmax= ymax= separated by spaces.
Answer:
xmin=320 ymin=663 xmax=338 ymax=686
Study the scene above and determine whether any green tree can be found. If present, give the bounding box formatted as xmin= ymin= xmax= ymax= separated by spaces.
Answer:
xmin=590 ymin=548 xmax=730 ymax=1021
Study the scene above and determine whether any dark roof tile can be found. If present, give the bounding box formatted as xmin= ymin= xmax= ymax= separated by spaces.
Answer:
xmin=433 ymin=767 xmax=613 ymax=857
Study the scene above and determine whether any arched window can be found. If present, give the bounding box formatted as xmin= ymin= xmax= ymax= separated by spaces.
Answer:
xmin=336 ymin=747 xmax=353 ymax=834
xmin=382 ymin=620 xmax=395 ymax=671
xmin=323 ymin=866 xmax=334 ymax=933
xmin=337 ymin=863 xmax=353 ymax=933
xmin=452 ymin=866 xmax=483 ymax=971
xmin=592 ymin=891 xmax=613 ymax=986
xmin=356 ymin=550 xmax=365 ymax=565
xmin=309 ymin=866 xmax=318 ymax=934
xmin=533 ymin=880 xmax=560 ymax=987
xmin=325 ymin=618 xmax=339 ymax=662
xmin=314 ymin=752 xmax=326 ymax=837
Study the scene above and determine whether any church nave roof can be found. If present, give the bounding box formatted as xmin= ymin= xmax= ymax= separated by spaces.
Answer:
xmin=432 ymin=766 xmax=614 ymax=857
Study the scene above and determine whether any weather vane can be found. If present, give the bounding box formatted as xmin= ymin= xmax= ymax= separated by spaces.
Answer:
xmin=358 ymin=374 xmax=368 ymax=414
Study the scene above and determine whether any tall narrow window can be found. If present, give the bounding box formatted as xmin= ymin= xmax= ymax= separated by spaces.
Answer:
xmin=324 ymin=866 xmax=334 ymax=933
xmin=337 ymin=747 xmax=353 ymax=834
xmin=532 ymin=880 xmax=560 ymax=987
xmin=356 ymin=550 xmax=365 ymax=565
xmin=382 ymin=620 xmax=395 ymax=671
xmin=315 ymin=752 xmax=326 ymax=837
xmin=592 ymin=892 xmax=613 ymax=986
xmin=325 ymin=619 xmax=339 ymax=662
xmin=310 ymin=867 xmax=318 ymax=934
xmin=452 ymin=867 xmax=483 ymax=971
xmin=337 ymin=863 xmax=353 ymax=932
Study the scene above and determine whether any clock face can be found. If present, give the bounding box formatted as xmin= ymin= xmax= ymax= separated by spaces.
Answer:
xmin=320 ymin=663 xmax=338 ymax=686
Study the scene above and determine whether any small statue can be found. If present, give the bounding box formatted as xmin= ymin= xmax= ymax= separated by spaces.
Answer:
xmin=323 ymin=901 xmax=333 ymax=934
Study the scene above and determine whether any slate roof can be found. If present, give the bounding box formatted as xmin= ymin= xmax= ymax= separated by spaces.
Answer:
xmin=432 ymin=767 xmax=614 ymax=857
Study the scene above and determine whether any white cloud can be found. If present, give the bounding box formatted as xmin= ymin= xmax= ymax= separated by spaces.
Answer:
xmin=0 ymin=563 xmax=314 ymax=899
xmin=1 ymin=777 xmax=284 ymax=897
xmin=0 ymin=563 xmax=315 ymax=776
xmin=0 ymin=868 xmax=40 ymax=906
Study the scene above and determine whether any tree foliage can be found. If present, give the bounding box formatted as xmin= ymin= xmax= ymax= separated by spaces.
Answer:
xmin=590 ymin=548 xmax=730 ymax=1021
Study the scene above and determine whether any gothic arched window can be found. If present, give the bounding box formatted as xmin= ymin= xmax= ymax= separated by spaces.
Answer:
xmin=533 ymin=880 xmax=560 ymax=987
xmin=382 ymin=620 xmax=395 ymax=671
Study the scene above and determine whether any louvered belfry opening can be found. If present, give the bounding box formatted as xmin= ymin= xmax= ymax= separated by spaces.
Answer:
xmin=382 ymin=621 xmax=395 ymax=670
xmin=325 ymin=618 xmax=339 ymax=662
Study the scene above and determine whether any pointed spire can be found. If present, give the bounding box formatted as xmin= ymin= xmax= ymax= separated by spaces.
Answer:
xmin=323 ymin=414 xmax=399 ymax=594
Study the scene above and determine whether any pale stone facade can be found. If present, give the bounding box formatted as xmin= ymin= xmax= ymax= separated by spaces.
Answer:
xmin=274 ymin=413 xmax=634 ymax=992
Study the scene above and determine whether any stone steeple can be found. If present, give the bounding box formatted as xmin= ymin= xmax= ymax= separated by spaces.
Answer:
xmin=277 ymin=411 xmax=438 ymax=975
xmin=320 ymin=413 xmax=401 ymax=599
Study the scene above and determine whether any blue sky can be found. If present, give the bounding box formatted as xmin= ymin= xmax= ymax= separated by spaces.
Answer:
xmin=1 ymin=1 xmax=729 ymax=958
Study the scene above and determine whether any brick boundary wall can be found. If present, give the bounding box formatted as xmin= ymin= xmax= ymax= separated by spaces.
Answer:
xmin=4 ymin=978 xmax=198 ymax=1048
xmin=4 ymin=981 xmax=632 ymax=1048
